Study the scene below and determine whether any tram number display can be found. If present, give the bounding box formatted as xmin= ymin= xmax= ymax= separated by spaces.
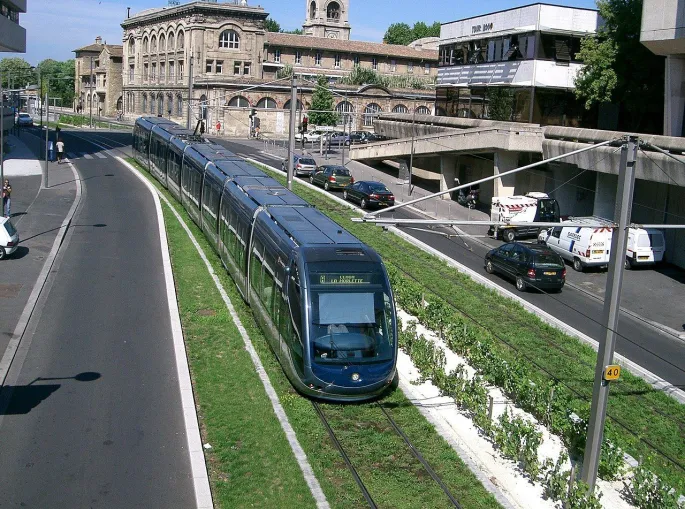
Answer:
xmin=317 ymin=273 xmax=371 ymax=285
xmin=603 ymin=365 xmax=621 ymax=381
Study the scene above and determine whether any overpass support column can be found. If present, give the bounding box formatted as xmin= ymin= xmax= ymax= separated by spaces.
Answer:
xmin=664 ymin=56 xmax=685 ymax=136
xmin=593 ymin=173 xmax=618 ymax=220
xmin=440 ymin=155 xmax=458 ymax=200
xmin=494 ymin=151 xmax=517 ymax=197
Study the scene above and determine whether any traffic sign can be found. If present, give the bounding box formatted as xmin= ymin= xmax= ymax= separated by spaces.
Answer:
xmin=603 ymin=365 xmax=621 ymax=381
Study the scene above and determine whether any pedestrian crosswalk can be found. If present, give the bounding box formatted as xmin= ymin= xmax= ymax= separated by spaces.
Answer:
xmin=66 ymin=151 xmax=115 ymax=161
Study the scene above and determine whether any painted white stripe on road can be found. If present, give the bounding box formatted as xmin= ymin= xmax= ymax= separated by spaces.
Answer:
xmin=82 ymin=153 xmax=93 ymax=159
xmin=118 ymin=156 xmax=330 ymax=509
xmin=94 ymin=152 xmax=107 ymax=159
xmin=67 ymin=152 xmax=77 ymax=159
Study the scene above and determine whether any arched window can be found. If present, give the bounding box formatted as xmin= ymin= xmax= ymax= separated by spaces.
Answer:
xmin=159 ymin=34 xmax=166 ymax=52
xmin=283 ymin=99 xmax=302 ymax=111
xmin=150 ymin=93 xmax=155 ymax=114
xmin=219 ymin=29 xmax=240 ymax=49
xmin=177 ymin=30 xmax=185 ymax=49
xmin=167 ymin=94 xmax=173 ymax=115
xmin=256 ymin=97 xmax=277 ymax=109
xmin=128 ymin=38 xmax=135 ymax=56
xmin=309 ymin=1 xmax=316 ymax=19
xmin=199 ymin=94 xmax=208 ymax=119
xmin=143 ymin=37 xmax=149 ymax=53
xmin=168 ymin=33 xmax=175 ymax=50
xmin=363 ymin=103 xmax=382 ymax=127
xmin=177 ymin=94 xmax=183 ymax=117
xmin=335 ymin=100 xmax=354 ymax=125
xmin=227 ymin=95 xmax=249 ymax=108
xmin=392 ymin=104 xmax=408 ymax=113
xmin=142 ymin=94 xmax=148 ymax=113
xmin=415 ymin=105 xmax=431 ymax=115
xmin=158 ymin=94 xmax=164 ymax=115
xmin=327 ymin=1 xmax=341 ymax=20
xmin=87 ymin=95 xmax=91 ymax=108
xmin=151 ymin=35 xmax=157 ymax=52
xmin=117 ymin=96 xmax=123 ymax=112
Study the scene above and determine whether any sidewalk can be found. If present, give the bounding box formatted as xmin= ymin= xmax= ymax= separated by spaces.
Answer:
xmin=0 ymin=132 xmax=78 ymax=361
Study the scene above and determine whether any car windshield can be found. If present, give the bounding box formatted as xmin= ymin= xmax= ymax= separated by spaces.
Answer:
xmin=332 ymin=168 xmax=350 ymax=176
xmin=3 ymin=220 xmax=17 ymax=237
xmin=534 ymin=253 xmax=564 ymax=268
xmin=299 ymin=158 xmax=316 ymax=165
xmin=19 ymin=114 xmax=30 ymax=118
xmin=368 ymin=183 xmax=389 ymax=192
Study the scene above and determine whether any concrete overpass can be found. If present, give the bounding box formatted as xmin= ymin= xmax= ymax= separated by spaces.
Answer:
xmin=349 ymin=113 xmax=685 ymax=267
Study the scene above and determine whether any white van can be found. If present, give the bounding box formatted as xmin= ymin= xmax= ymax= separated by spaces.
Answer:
xmin=0 ymin=217 xmax=19 ymax=259
xmin=625 ymin=227 xmax=665 ymax=269
xmin=539 ymin=217 xmax=666 ymax=271
xmin=539 ymin=217 xmax=613 ymax=272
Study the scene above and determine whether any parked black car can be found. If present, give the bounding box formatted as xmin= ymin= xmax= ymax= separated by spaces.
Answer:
xmin=363 ymin=132 xmax=388 ymax=143
xmin=348 ymin=132 xmax=368 ymax=145
xmin=484 ymin=242 xmax=566 ymax=292
xmin=343 ymin=181 xmax=395 ymax=209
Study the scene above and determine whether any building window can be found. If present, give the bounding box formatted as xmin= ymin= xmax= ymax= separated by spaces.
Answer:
xmin=158 ymin=95 xmax=164 ymax=115
xmin=206 ymin=60 xmax=213 ymax=73
xmin=169 ymin=61 xmax=175 ymax=79
xmin=128 ymin=38 xmax=135 ymax=56
xmin=334 ymin=54 xmax=341 ymax=68
xmin=416 ymin=105 xmax=431 ymax=115
xmin=363 ymin=103 xmax=382 ymax=127
xmin=256 ymin=97 xmax=277 ymax=109
xmin=151 ymin=35 xmax=157 ymax=53
xmin=216 ymin=60 xmax=223 ymax=74
xmin=129 ymin=65 xmax=134 ymax=83
xmin=151 ymin=63 xmax=157 ymax=80
xmin=243 ymin=62 xmax=251 ymax=75
xmin=219 ymin=29 xmax=240 ymax=49
xmin=178 ymin=31 xmax=185 ymax=49
xmin=143 ymin=37 xmax=149 ymax=53
xmin=227 ymin=96 xmax=250 ymax=108
xmin=150 ymin=94 xmax=156 ymax=114
xmin=315 ymin=52 xmax=321 ymax=66
xmin=160 ymin=62 xmax=166 ymax=81
xmin=392 ymin=104 xmax=408 ymax=113
xmin=274 ymin=49 xmax=281 ymax=63
xmin=353 ymin=55 xmax=360 ymax=66
xmin=390 ymin=59 xmax=396 ymax=72
xmin=372 ymin=57 xmax=378 ymax=70
xmin=335 ymin=100 xmax=354 ymax=125
xmin=283 ymin=99 xmax=303 ymax=111
xmin=408 ymin=61 xmax=414 ymax=73
xmin=144 ymin=63 xmax=149 ymax=80
xmin=142 ymin=94 xmax=148 ymax=113
xmin=177 ymin=94 xmax=183 ymax=116
xmin=159 ymin=34 xmax=166 ymax=53
xmin=295 ymin=51 xmax=302 ymax=65
xmin=168 ymin=33 xmax=175 ymax=50
xmin=234 ymin=61 xmax=241 ymax=75
xmin=179 ymin=61 xmax=184 ymax=78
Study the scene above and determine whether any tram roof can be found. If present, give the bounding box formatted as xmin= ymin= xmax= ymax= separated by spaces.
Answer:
xmin=268 ymin=206 xmax=360 ymax=246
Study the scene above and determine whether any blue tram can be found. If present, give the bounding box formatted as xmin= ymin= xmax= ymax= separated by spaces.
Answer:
xmin=133 ymin=117 xmax=398 ymax=402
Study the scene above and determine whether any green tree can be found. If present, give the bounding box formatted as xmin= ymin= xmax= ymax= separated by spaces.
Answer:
xmin=0 ymin=57 xmax=36 ymax=88
xmin=574 ymin=0 xmax=664 ymax=132
xmin=487 ymin=88 xmax=514 ymax=121
xmin=308 ymin=75 xmax=338 ymax=126
xmin=264 ymin=17 xmax=281 ymax=32
xmin=37 ymin=59 xmax=75 ymax=107
xmin=383 ymin=21 xmax=441 ymax=45
xmin=283 ymin=28 xmax=304 ymax=35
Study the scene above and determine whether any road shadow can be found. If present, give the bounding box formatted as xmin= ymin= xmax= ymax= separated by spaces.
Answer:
xmin=18 ymin=223 xmax=106 ymax=244
xmin=0 ymin=372 xmax=101 ymax=415
xmin=6 ymin=246 xmax=29 ymax=260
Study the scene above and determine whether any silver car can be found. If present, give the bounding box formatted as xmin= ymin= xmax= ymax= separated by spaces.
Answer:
xmin=16 ymin=113 xmax=33 ymax=127
xmin=281 ymin=154 xmax=317 ymax=176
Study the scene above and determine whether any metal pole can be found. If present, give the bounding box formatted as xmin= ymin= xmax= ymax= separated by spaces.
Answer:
xmin=89 ymin=57 xmax=93 ymax=128
xmin=580 ymin=136 xmax=638 ymax=493
xmin=39 ymin=73 xmax=43 ymax=127
xmin=1 ymin=73 xmax=5 ymax=191
xmin=43 ymin=85 xmax=49 ymax=189
xmin=187 ymin=53 xmax=193 ymax=129
xmin=408 ymin=102 xmax=416 ymax=196
xmin=287 ymin=76 xmax=297 ymax=191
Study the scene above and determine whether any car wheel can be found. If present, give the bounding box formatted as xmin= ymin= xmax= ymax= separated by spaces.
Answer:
xmin=504 ymin=229 xmax=516 ymax=243
xmin=324 ymin=181 xmax=330 ymax=191
xmin=515 ymin=276 xmax=526 ymax=292
xmin=624 ymin=257 xmax=633 ymax=270
xmin=485 ymin=260 xmax=494 ymax=274
xmin=573 ymin=257 xmax=584 ymax=272
xmin=343 ymin=190 xmax=348 ymax=201
xmin=0 ymin=246 xmax=5 ymax=260
xmin=360 ymin=198 xmax=367 ymax=210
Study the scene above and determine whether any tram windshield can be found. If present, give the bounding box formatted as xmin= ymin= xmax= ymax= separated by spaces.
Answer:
xmin=308 ymin=268 xmax=395 ymax=364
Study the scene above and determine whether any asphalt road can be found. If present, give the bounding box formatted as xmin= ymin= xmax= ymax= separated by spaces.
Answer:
xmin=210 ymin=137 xmax=685 ymax=391
xmin=0 ymin=129 xmax=195 ymax=507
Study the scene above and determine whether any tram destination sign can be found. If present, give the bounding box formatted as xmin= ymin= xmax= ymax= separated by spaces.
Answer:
xmin=317 ymin=273 xmax=372 ymax=285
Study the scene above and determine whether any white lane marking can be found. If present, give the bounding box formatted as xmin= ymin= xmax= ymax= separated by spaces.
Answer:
xmin=94 ymin=152 xmax=107 ymax=159
xmin=0 ymin=161 xmax=83 ymax=388
xmin=117 ymin=157 xmax=330 ymax=509
xmin=82 ymin=153 xmax=94 ymax=159
xmin=67 ymin=152 xmax=77 ymax=159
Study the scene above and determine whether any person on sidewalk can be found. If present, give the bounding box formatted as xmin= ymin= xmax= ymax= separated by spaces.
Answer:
xmin=56 ymin=138 xmax=65 ymax=164
xmin=2 ymin=179 xmax=11 ymax=218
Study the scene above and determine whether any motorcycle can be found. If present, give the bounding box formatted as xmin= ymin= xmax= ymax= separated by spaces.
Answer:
xmin=455 ymin=179 xmax=480 ymax=209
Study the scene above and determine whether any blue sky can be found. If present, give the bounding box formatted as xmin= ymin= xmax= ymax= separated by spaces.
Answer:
xmin=10 ymin=0 xmax=597 ymax=65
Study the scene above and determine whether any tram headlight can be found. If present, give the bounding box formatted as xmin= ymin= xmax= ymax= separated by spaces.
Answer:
xmin=351 ymin=373 xmax=360 ymax=382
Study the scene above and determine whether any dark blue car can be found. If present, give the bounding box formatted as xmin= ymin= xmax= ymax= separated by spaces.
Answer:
xmin=485 ymin=242 xmax=566 ymax=292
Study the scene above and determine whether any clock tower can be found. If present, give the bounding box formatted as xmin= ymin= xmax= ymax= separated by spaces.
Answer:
xmin=302 ymin=0 xmax=351 ymax=40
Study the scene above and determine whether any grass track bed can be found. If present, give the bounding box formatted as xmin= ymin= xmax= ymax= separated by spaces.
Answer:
xmin=129 ymin=159 xmax=503 ymax=508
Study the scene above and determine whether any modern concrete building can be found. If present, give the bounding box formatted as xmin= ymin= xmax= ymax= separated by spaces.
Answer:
xmin=117 ymin=0 xmax=437 ymax=135
xmin=436 ymin=3 xmax=600 ymax=126
xmin=0 ymin=0 xmax=26 ymax=53
xmin=641 ymin=0 xmax=685 ymax=136
xmin=73 ymin=37 xmax=124 ymax=117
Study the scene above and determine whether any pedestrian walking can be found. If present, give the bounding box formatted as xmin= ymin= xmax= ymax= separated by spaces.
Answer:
xmin=56 ymin=138 xmax=65 ymax=164
xmin=2 ymin=179 xmax=12 ymax=218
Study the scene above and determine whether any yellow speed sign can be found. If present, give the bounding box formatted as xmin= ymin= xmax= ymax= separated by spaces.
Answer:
xmin=604 ymin=365 xmax=621 ymax=381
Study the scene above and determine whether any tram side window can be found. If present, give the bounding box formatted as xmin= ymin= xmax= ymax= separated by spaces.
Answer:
xmin=168 ymin=151 xmax=181 ymax=185
xmin=288 ymin=265 xmax=303 ymax=345
xmin=262 ymin=263 xmax=275 ymax=315
xmin=156 ymin=139 xmax=166 ymax=174
xmin=250 ymin=252 xmax=262 ymax=295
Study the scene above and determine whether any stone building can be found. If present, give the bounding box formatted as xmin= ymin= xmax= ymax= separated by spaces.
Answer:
xmin=118 ymin=0 xmax=437 ymax=136
xmin=73 ymin=37 xmax=123 ymax=117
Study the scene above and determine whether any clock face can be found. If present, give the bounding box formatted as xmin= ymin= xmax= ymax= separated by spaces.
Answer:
xmin=327 ymin=32 xmax=338 ymax=39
